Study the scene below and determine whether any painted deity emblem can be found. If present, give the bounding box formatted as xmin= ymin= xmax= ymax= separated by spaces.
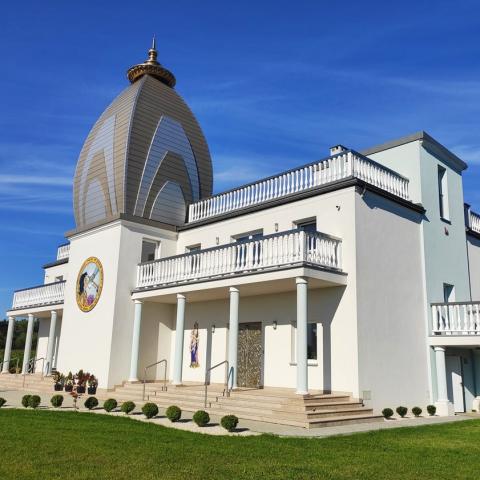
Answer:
xmin=76 ymin=257 xmax=103 ymax=312
xmin=190 ymin=322 xmax=199 ymax=368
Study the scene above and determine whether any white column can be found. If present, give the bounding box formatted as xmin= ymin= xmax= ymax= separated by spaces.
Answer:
xmin=228 ymin=287 xmax=240 ymax=390
xmin=173 ymin=294 xmax=186 ymax=385
xmin=128 ymin=300 xmax=143 ymax=382
xmin=434 ymin=346 xmax=454 ymax=416
xmin=22 ymin=314 xmax=35 ymax=374
xmin=296 ymin=277 xmax=308 ymax=395
xmin=1 ymin=316 xmax=15 ymax=373
xmin=45 ymin=310 xmax=58 ymax=375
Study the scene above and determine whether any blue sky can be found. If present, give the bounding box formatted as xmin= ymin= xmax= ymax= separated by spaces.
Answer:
xmin=1 ymin=0 xmax=480 ymax=315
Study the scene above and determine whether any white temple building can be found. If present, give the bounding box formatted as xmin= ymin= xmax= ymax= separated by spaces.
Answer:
xmin=2 ymin=42 xmax=480 ymax=424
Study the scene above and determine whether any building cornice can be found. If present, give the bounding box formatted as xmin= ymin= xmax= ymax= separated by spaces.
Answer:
xmin=361 ymin=131 xmax=468 ymax=173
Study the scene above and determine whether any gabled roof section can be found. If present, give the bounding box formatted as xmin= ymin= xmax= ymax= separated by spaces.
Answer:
xmin=362 ymin=131 xmax=468 ymax=172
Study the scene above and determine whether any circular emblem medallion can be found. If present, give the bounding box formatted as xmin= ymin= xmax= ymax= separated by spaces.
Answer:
xmin=76 ymin=257 xmax=103 ymax=312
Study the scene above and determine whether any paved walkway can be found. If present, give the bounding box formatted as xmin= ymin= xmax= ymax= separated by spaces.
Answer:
xmin=0 ymin=387 xmax=478 ymax=438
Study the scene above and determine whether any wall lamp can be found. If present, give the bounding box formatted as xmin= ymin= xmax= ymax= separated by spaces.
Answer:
xmin=273 ymin=320 xmax=278 ymax=330
xmin=212 ymin=324 xmax=216 ymax=334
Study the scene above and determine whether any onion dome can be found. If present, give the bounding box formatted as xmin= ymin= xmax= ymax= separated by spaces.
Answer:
xmin=73 ymin=40 xmax=213 ymax=231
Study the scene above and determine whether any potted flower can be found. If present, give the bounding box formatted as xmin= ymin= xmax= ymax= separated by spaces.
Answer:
xmin=53 ymin=371 xmax=64 ymax=391
xmin=75 ymin=370 xmax=87 ymax=394
xmin=65 ymin=372 xmax=74 ymax=392
xmin=88 ymin=374 xmax=98 ymax=395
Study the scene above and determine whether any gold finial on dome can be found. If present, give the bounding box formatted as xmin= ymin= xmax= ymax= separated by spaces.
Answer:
xmin=127 ymin=37 xmax=176 ymax=87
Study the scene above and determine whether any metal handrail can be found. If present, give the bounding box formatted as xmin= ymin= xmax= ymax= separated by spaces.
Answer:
xmin=142 ymin=359 xmax=168 ymax=401
xmin=23 ymin=357 xmax=45 ymax=387
xmin=204 ymin=360 xmax=233 ymax=408
xmin=0 ymin=357 xmax=19 ymax=375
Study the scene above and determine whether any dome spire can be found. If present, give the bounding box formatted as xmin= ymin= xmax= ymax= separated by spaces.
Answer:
xmin=127 ymin=37 xmax=176 ymax=88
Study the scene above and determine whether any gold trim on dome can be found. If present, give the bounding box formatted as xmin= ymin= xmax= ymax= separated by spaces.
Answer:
xmin=76 ymin=257 xmax=104 ymax=312
xmin=127 ymin=37 xmax=176 ymax=87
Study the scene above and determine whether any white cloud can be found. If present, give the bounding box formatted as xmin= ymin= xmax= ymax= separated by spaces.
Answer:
xmin=0 ymin=174 xmax=71 ymax=186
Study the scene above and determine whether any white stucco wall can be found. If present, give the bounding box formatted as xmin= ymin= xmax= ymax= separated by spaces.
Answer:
xmin=44 ymin=262 xmax=69 ymax=284
xmin=355 ymin=191 xmax=429 ymax=411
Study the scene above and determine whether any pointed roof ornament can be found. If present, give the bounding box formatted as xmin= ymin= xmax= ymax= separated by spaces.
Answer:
xmin=127 ymin=37 xmax=176 ymax=88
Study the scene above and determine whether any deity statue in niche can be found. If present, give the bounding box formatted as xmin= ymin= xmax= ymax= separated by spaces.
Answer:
xmin=190 ymin=322 xmax=199 ymax=368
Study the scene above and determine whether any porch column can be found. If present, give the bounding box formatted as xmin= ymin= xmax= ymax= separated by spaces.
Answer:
xmin=434 ymin=346 xmax=454 ymax=416
xmin=22 ymin=314 xmax=35 ymax=374
xmin=45 ymin=310 xmax=58 ymax=375
xmin=1 ymin=316 xmax=15 ymax=373
xmin=296 ymin=277 xmax=308 ymax=395
xmin=173 ymin=294 xmax=186 ymax=385
xmin=128 ymin=300 xmax=143 ymax=382
xmin=228 ymin=287 xmax=239 ymax=390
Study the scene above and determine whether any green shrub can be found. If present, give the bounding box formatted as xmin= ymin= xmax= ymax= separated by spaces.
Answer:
xmin=142 ymin=402 xmax=159 ymax=419
xmin=0 ymin=398 xmax=6 ymax=408
xmin=412 ymin=406 xmax=422 ymax=417
xmin=21 ymin=395 xmax=31 ymax=408
xmin=396 ymin=406 xmax=408 ymax=418
xmin=50 ymin=395 xmax=64 ymax=408
xmin=84 ymin=397 xmax=99 ymax=410
xmin=221 ymin=415 xmax=239 ymax=432
xmin=427 ymin=404 xmax=436 ymax=416
xmin=193 ymin=410 xmax=210 ymax=427
xmin=121 ymin=401 xmax=136 ymax=415
xmin=166 ymin=405 xmax=181 ymax=422
xmin=382 ymin=408 xmax=394 ymax=419
xmin=28 ymin=395 xmax=41 ymax=409
xmin=103 ymin=398 xmax=117 ymax=412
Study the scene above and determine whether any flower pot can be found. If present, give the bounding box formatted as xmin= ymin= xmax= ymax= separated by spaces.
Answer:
xmin=65 ymin=385 xmax=73 ymax=392
xmin=87 ymin=387 xmax=97 ymax=395
xmin=54 ymin=383 xmax=63 ymax=391
xmin=76 ymin=386 xmax=86 ymax=394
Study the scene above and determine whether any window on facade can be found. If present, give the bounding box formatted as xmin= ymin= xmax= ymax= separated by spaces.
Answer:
xmin=186 ymin=244 xmax=201 ymax=273
xmin=443 ymin=283 xmax=455 ymax=303
xmin=234 ymin=231 xmax=263 ymax=267
xmin=438 ymin=166 xmax=449 ymax=220
xmin=291 ymin=322 xmax=318 ymax=362
xmin=295 ymin=220 xmax=317 ymax=234
xmin=141 ymin=240 xmax=158 ymax=263
xmin=186 ymin=244 xmax=201 ymax=253
xmin=54 ymin=275 xmax=63 ymax=282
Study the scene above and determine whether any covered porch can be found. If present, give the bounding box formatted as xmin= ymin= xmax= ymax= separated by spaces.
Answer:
xmin=129 ymin=262 xmax=348 ymax=396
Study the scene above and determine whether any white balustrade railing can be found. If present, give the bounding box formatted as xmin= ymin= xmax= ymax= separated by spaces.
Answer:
xmin=188 ymin=150 xmax=409 ymax=222
xmin=469 ymin=211 xmax=480 ymax=234
xmin=137 ymin=230 xmax=342 ymax=289
xmin=12 ymin=281 xmax=65 ymax=310
xmin=431 ymin=302 xmax=480 ymax=335
xmin=56 ymin=243 xmax=70 ymax=260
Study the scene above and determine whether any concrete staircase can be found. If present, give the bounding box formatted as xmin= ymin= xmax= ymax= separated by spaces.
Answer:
xmin=112 ymin=382 xmax=382 ymax=428
xmin=0 ymin=374 xmax=382 ymax=428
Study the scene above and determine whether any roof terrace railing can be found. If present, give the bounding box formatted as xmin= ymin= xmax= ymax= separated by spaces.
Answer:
xmin=56 ymin=243 xmax=70 ymax=260
xmin=469 ymin=210 xmax=480 ymax=234
xmin=187 ymin=150 xmax=410 ymax=223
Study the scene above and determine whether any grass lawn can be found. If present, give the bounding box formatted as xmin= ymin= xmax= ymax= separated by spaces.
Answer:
xmin=0 ymin=410 xmax=479 ymax=479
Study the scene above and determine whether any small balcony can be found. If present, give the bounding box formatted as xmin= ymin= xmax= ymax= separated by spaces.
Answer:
xmin=11 ymin=281 xmax=66 ymax=310
xmin=136 ymin=229 xmax=342 ymax=290
xmin=187 ymin=150 xmax=410 ymax=223
xmin=431 ymin=302 xmax=480 ymax=335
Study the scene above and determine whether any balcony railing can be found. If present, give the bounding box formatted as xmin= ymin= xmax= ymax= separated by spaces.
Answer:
xmin=187 ymin=150 xmax=409 ymax=223
xmin=469 ymin=211 xmax=480 ymax=234
xmin=12 ymin=281 xmax=65 ymax=310
xmin=431 ymin=302 xmax=480 ymax=335
xmin=56 ymin=243 xmax=70 ymax=260
xmin=137 ymin=229 xmax=342 ymax=289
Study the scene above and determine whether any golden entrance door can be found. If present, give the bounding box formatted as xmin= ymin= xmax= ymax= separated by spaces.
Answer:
xmin=237 ymin=322 xmax=263 ymax=388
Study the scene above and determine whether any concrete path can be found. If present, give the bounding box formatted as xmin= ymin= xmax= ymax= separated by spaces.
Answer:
xmin=1 ymin=387 xmax=478 ymax=438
